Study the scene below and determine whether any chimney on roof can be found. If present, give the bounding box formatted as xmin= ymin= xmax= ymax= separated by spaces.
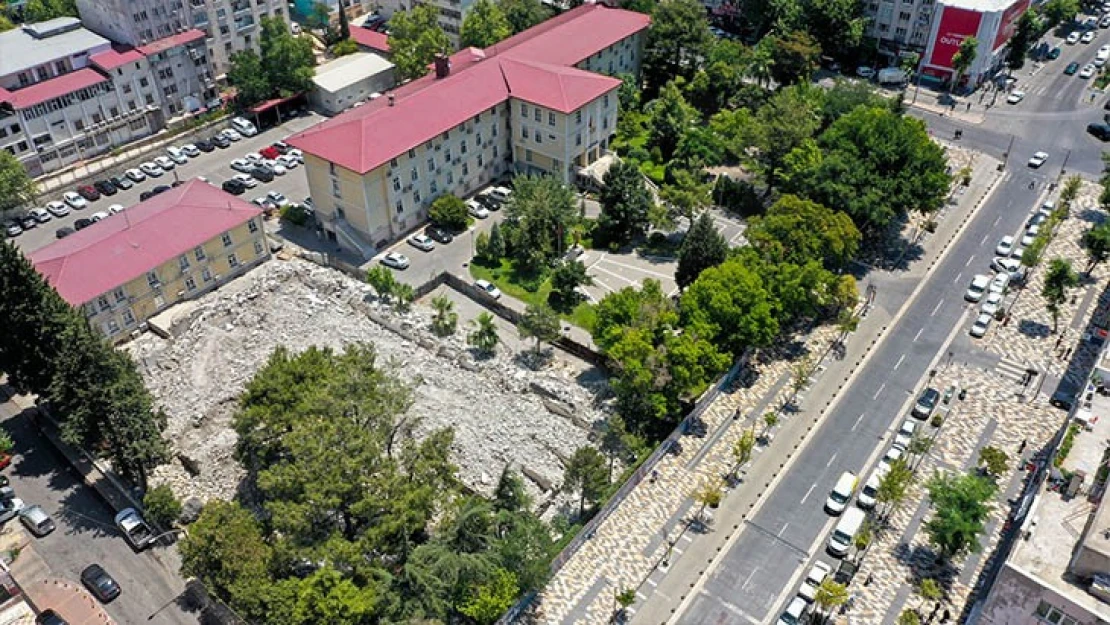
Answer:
xmin=388 ymin=94 xmax=395 ymax=107
xmin=434 ymin=53 xmax=450 ymax=79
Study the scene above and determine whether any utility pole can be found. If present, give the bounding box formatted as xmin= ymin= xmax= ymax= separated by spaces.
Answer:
xmin=1002 ymin=134 xmax=1015 ymax=169
xmin=1058 ymin=149 xmax=1072 ymax=183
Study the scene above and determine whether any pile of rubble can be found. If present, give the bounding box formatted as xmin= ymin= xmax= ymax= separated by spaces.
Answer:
xmin=125 ymin=257 xmax=609 ymax=506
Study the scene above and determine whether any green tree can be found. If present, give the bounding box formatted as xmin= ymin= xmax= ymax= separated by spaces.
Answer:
xmin=494 ymin=467 xmax=531 ymax=512
xmin=680 ymin=257 xmax=778 ymax=356
xmin=227 ymin=50 xmax=272 ymax=108
xmin=746 ymin=38 xmax=776 ymax=88
xmin=898 ymin=609 xmax=922 ymax=625
xmin=143 ymin=484 xmax=183 ymax=529
xmin=675 ymin=211 xmax=728 ymax=289
xmin=468 ymin=312 xmax=500 ymax=355
xmin=518 ymin=304 xmax=561 ymax=354
xmin=487 ymin=223 xmax=506 ymax=261
xmin=286 ymin=567 xmax=379 ymax=625
xmin=1042 ymin=258 xmax=1079 ymax=333
xmin=460 ymin=0 xmax=511 ymax=48
xmin=918 ymin=578 xmax=943 ymax=613
xmin=978 ymin=446 xmax=1009 ymax=479
xmin=599 ymin=160 xmax=654 ymax=244
xmin=1083 ymin=221 xmax=1110 ymax=272
xmin=306 ymin=2 xmax=332 ymax=30
xmin=498 ymin=0 xmax=550 ymax=33
xmin=876 ymin=457 xmax=914 ymax=516
xmin=806 ymin=0 xmax=865 ymax=59
xmin=950 ymin=36 xmax=978 ymax=89
xmin=1042 ymin=0 xmax=1079 ymax=26
xmin=732 ymin=428 xmax=756 ymax=469
xmin=0 ymin=242 xmax=73 ymax=394
xmin=549 ymin=260 xmax=593 ymax=308
xmin=647 ymin=80 xmax=700 ymax=162
xmin=659 ymin=168 xmax=711 ymax=226
xmin=750 ymin=85 xmax=822 ymax=194
xmin=502 ymin=175 xmax=578 ymax=271
xmin=924 ymin=471 xmax=997 ymax=561
xmin=768 ymin=30 xmax=822 ymax=86
xmin=0 ymin=13 xmax=14 ymax=32
xmin=747 ymin=194 xmax=860 ymax=270
xmin=460 ymin=567 xmax=519 ymax=624
xmin=600 ymin=414 xmax=631 ymax=481
xmin=0 ymin=149 xmax=36 ymax=214
xmin=180 ymin=500 xmax=274 ymax=619
xmin=814 ymin=579 xmax=849 ymax=624
xmin=393 ymin=282 xmax=415 ymax=312
xmin=431 ymin=295 xmax=459 ymax=336
xmin=22 ymin=0 xmax=77 ymax=21
xmin=332 ymin=38 xmax=359 ymax=56
xmin=563 ymin=446 xmax=609 ymax=517
xmin=366 ymin=265 xmax=398 ymax=302
xmin=693 ymin=479 xmax=723 ymax=517
xmin=643 ymin=0 xmax=713 ymax=94
xmin=430 ymin=194 xmax=469 ymax=232
xmin=0 ymin=432 xmax=12 ymax=455
xmin=389 ymin=5 xmax=452 ymax=81
xmin=259 ymin=15 xmax=316 ymax=97
xmin=1006 ymin=11 xmax=1036 ymax=74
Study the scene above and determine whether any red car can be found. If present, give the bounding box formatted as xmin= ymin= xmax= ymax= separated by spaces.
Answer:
xmin=259 ymin=146 xmax=280 ymax=160
xmin=76 ymin=185 xmax=101 ymax=201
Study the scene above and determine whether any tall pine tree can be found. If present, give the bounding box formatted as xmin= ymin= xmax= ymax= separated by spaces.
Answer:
xmin=675 ymin=211 xmax=727 ymax=289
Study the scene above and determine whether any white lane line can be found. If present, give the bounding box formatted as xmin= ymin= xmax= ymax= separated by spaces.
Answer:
xmin=646 ymin=577 xmax=659 ymax=587
xmin=965 ymin=254 xmax=975 ymax=267
xmin=980 ymin=234 xmax=989 ymax=245
xmin=873 ymin=382 xmax=886 ymax=400
xmin=993 ymin=215 xmax=1002 ymax=227
xmin=777 ymin=522 xmax=790 ymax=537
xmin=826 ymin=452 xmax=839 ymax=468
xmin=800 ymin=484 xmax=817 ymax=505
xmin=931 ymin=299 xmax=944 ymax=316
xmin=741 ymin=568 xmax=760 ymax=591
xmin=954 ymin=271 xmax=963 ymax=285
xmin=671 ymin=545 xmax=684 ymax=555
xmin=893 ymin=354 xmax=906 ymax=370
xmin=913 ymin=328 xmax=924 ymax=342
xmin=852 ymin=412 xmax=866 ymax=431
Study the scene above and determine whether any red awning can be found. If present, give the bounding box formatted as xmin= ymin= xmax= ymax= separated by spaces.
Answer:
xmin=247 ymin=93 xmax=303 ymax=114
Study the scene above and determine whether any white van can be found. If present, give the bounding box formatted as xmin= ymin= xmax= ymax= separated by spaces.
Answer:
xmin=231 ymin=116 xmax=258 ymax=137
xmin=828 ymin=507 xmax=866 ymax=557
xmin=825 ymin=471 xmax=857 ymax=515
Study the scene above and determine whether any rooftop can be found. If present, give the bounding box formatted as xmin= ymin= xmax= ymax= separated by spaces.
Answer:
xmin=286 ymin=4 xmax=648 ymax=174
xmin=0 ymin=18 xmax=110 ymax=78
xmin=89 ymin=45 xmax=146 ymax=72
xmin=312 ymin=51 xmax=395 ymax=93
xmin=349 ymin=28 xmax=391 ymax=54
xmin=0 ymin=68 xmax=109 ymax=109
xmin=939 ymin=0 xmax=1020 ymax=13
xmin=29 ymin=180 xmax=262 ymax=306
xmin=136 ymin=29 xmax=206 ymax=55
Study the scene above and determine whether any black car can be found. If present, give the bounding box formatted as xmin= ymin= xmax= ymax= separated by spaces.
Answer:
xmin=36 ymin=609 xmax=69 ymax=625
xmin=912 ymin=387 xmax=940 ymax=419
xmin=55 ymin=226 xmax=75 ymax=239
xmin=153 ymin=184 xmax=172 ymax=194
xmin=425 ymin=225 xmax=454 ymax=243
xmin=139 ymin=190 xmax=155 ymax=201
xmin=1088 ymin=122 xmax=1110 ymax=141
xmin=93 ymin=180 xmax=118 ymax=196
xmin=210 ymin=134 xmax=231 ymax=148
xmin=222 ymin=179 xmax=247 ymax=195
xmin=109 ymin=175 xmax=133 ymax=190
xmin=81 ymin=564 xmax=121 ymax=603
xmin=475 ymin=194 xmax=500 ymax=211
xmin=195 ymin=138 xmax=215 ymax=152
xmin=74 ymin=218 xmax=93 ymax=230
xmin=251 ymin=165 xmax=274 ymax=182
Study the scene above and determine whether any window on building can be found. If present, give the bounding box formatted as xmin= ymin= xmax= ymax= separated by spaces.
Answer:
xmin=113 ymin=287 xmax=127 ymax=303
xmin=393 ymin=177 xmax=401 ymax=191
xmin=445 ymin=148 xmax=452 ymax=162
xmin=414 ymin=189 xmax=421 ymax=203
xmin=194 ymin=246 xmax=206 ymax=261
xmin=492 ymin=124 xmax=498 ymax=137
xmin=410 ymin=167 xmax=418 ymax=182
xmin=430 ymin=180 xmax=438 ymax=194
xmin=477 ymin=153 xmax=484 ymax=167
xmin=522 ymin=126 xmax=528 ymax=139
xmin=390 ymin=158 xmax=398 ymax=168
xmin=179 ymin=255 xmax=190 ymax=272
xmin=476 ymin=132 xmax=482 ymax=145
xmin=122 ymin=309 xmax=136 ymax=326
xmin=534 ymin=108 xmax=541 ymax=122
xmin=525 ymin=149 xmax=533 ymax=162
xmin=147 ymin=271 xmax=160 ymax=289
xmin=202 ymin=268 xmax=213 ymax=282
xmin=461 ymin=140 xmax=468 ymax=154
xmin=185 ymin=276 xmax=197 ymax=291
xmin=427 ymin=157 xmax=435 ymax=171
xmin=462 ymin=162 xmax=469 ymax=176
xmin=75 ymin=119 xmax=85 ymax=131
xmin=228 ymin=253 xmax=240 ymax=268
xmin=105 ymin=319 xmax=121 ymax=335
xmin=98 ymin=296 xmax=110 ymax=311
xmin=493 ymin=145 xmax=498 ymax=158
xmin=395 ymin=200 xmax=403 ymax=214
xmin=408 ymin=148 xmax=416 ymax=159
xmin=221 ymin=232 xmax=233 ymax=247
xmin=535 ymin=133 xmax=542 ymax=144
xmin=576 ymin=110 xmax=582 ymax=124
xmin=329 ymin=162 xmax=337 ymax=176
xmin=548 ymin=112 xmax=556 ymax=126
xmin=447 ymin=171 xmax=454 ymax=185
xmin=248 ymin=218 xmax=258 ymax=234
xmin=520 ymin=103 xmax=527 ymax=116
xmin=332 ymin=178 xmax=342 ymax=198
xmin=254 ymin=240 xmax=264 ymax=256
xmin=554 ymin=158 xmax=561 ymax=172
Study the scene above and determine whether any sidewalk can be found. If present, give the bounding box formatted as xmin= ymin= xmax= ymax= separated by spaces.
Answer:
xmin=906 ymin=88 xmax=988 ymax=125
xmin=530 ymin=149 xmax=1004 ymax=624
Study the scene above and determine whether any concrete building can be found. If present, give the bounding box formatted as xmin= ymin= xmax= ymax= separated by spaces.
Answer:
xmin=310 ymin=52 xmax=396 ymax=115
xmin=286 ymin=4 xmax=648 ymax=258
xmin=350 ymin=25 xmax=391 ymax=56
xmin=29 ymin=180 xmax=269 ymax=342
xmin=375 ymin=0 xmax=476 ymax=45
xmin=0 ymin=18 xmax=182 ymax=177
xmin=75 ymin=0 xmax=290 ymax=82
xmin=919 ymin=0 xmax=1029 ymax=85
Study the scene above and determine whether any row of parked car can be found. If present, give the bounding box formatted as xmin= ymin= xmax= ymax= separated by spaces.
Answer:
xmin=221 ymin=140 xmax=304 ymax=200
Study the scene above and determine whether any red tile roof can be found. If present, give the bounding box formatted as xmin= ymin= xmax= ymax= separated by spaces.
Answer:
xmin=286 ymin=5 xmax=647 ymax=174
xmin=0 ymin=68 xmax=108 ymax=109
xmin=30 ymin=180 xmax=263 ymax=306
xmin=136 ymin=29 xmax=205 ymax=55
xmin=350 ymin=28 xmax=390 ymax=53
xmin=90 ymin=45 xmax=145 ymax=71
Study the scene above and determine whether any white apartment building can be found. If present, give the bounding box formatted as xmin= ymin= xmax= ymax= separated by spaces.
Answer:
xmin=287 ymin=4 xmax=648 ymax=257
xmin=374 ymin=0 xmax=476 ymax=43
xmin=864 ymin=0 xmax=938 ymax=52
xmin=76 ymin=0 xmax=290 ymax=81
xmin=0 ymin=18 xmax=166 ymax=177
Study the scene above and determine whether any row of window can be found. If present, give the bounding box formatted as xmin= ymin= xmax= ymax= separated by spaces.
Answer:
xmin=21 ymin=83 xmax=113 ymax=121
xmin=1034 ymin=600 xmax=1079 ymax=625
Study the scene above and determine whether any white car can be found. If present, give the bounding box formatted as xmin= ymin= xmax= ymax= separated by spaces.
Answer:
xmin=277 ymin=154 xmax=299 ymax=169
xmin=233 ymin=173 xmax=258 ymax=188
xmin=287 ymin=148 xmax=304 ymax=163
xmin=230 ymin=158 xmax=254 ymax=173
xmin=139 ymin=161 xmax=164 ymax=177
xmin=857 ymin=468 xmax=885 ymax=509
xmin=856 ymin=66 xmax=875 ymax=79
xmin=880 ymin=445 xmax=904 ymax=469
xmin=244 ymin=152 xmax=264 ymax=164
xmin=1083 ymin=31 xmax=1097 ymax=43
xmin=28 ymin=208 xmax=51 ymax=223
xmin=980 ymin=291 xmax=1004 ymax=317
xmin=165 ymin=147 xmax=188 ymax=164
xmin=1022 ymin=224 xmax=1040 ymax=246
xmin=487 ymin=186 xmax=512 ymax=204
xmin=798 ymin=561 xmax=833 ymax=602
xmin=45 ymin=202 xmax=69 ymax=217
xmin=114 ymin=508 xmax=154 ymax=550
xmin=1081 ymin=63 xmax=1097 ymax=78
xmin=62 ymin=191 xmax=87 ymax=209
xmin=266 ymin=190 xmax=290 ymax=207
xmin=466 ymin=199 xmax=489 ymax=219
xmin=992 ymin=256 xmax=1023 ymax=279
xmin=181 ymin=144 xmax=200 ymax=158
xmin=1006 ymin=90 xmax=1025 ymax=104
xmin=380 ymin=252 xmax=410 ymax=270
xmin=125 ymin=168 xmax=146 ymax=182
xmin=1067 ymin=31 xmax=1082 ymax=44
xmin=899 ymin=419 xmax=917 ymax=439
xmin=1027 ymin=151 xmax=1049 ymax=168
xmin=475 ymin=279 xmax=502 ymax=299
xmin=965 ymin=274 xmax=990 ymax=302
xmin=995 ymin=235 xmax=1014 ymax=256
xmin=989 ymin=272 xmax=1010 ymax=294
xmin=153 ymin=155 xmax=176 ymax=170
xmin=108 ymin=204 xmax=125 ymax=214
xmin=777 ymin=595 xmax=810 ymax=625
xmin=408 ymin=233 xmax=435 ymax=251
xmin=90 ymin=211 xmax=110 ymax=222
xmin=264 ymin=160 xmax=287 ymax=176
xmin=221 ymin=128 xmax=242 ymax=142
xmin=970 ymin=312 xmax=992 ymax=338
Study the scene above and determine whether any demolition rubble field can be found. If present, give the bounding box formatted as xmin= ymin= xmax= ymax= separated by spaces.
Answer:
xmin=125 ymin=257 xmax=608 ymax=506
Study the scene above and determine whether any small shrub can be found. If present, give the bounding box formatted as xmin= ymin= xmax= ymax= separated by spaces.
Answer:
xmin=280 ymin=203 xmax=309 ymax=226
xmin=144 ymin=484 xmax=183 ymax=528
xmin=0 ymin=432 xmax=13 ymax=455
xmin=332 ymin=38 xmax=358 ymax=56
xmin=930 ymin=414 xmax=944 ymax=428
xmin=923 ymin=219 xmax=938 ymax=233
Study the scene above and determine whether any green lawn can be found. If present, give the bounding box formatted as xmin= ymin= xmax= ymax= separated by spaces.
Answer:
xmin=469 ymin=259 xmax=597 ymax=331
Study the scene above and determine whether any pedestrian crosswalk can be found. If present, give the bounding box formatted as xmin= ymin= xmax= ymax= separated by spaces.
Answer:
xmin=996 ymin=357 xmax=1030 ymax=383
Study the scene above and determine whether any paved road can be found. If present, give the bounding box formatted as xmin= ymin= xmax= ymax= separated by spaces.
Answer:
xmin=679 ymin=172 xmax=1040 ymax=623
xmin=0 ymin=394 xmax=193 ymax=624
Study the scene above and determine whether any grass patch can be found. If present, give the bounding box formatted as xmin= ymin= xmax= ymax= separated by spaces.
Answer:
xmin=1097 ymin=71 xmax=1110 ymax=90
xmin=469 ymin=258 xmax=596 ymax=332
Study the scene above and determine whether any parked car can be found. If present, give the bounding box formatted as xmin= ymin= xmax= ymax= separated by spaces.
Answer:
xmin=35 ymin=609 xmax=68 ymax=625
xmin=80 ymin=564 xmax=121 ymax=603
xmin=474 ymin=193 xmax=499 ymax=211
xmin=970 ymin=312 xmax=992 ymax=338
xmin=1027 ymin=151 xmax=1049 ymax=168
xmin=1067 ymin=31 xmax=1082 ymax=44
xmin=1088 ymin=122 xmax=1110 ymax=141
xmin=1081 ymin=63 xmax=1098 ymax=78
xmin=28 ymin=208 xmax=51 ymax=223
xmin=989 ymin=272 xmax=1011 ymax=294
xmin=153 ymin=155 xmax=176 ymax=171
xmin=272 ymin=141 xmax=292 ymax=154
xmin=19 ymin=505 xmax=55 ymax=537
xmin=798 ymin=561 xmax=833 ymax=602
xmin=181 ymin=144 xmax=201 ymax=158
xmin=1006 ymin=90 xmax=1026 ymax=104
xmin=992 ymin=256 xmax=1023 ymax=279
xmin=466 ymin=199 xmax=488 ymax=219
xmin=18 ymin=215 xmax=36 ymax=230
xmin=250 ymin=166 xmax=274 ymax=183
xmin=233 ymin=173 xmax=258 ymax=188
xmin=276 ymin=154 xmax=299 ymax=169
xmin=139 ymin=161 xmax=164 ymax=177
xmin=1022 ymin=224 xmax=1040 ymax=246
xmin=108 ymin=204 xmax=125 ymax=214
xmin=475 ymin=279 xmax=502 ymax=299
xmin=855 ymin=66 xmax=875 ymax=78
xmin=995 ymin=235 xmax=1015 ymax=256
xmin=220 ymin=128 xmax=242 ymax=142
xmin=230 ymin=158 xmax=254 ymax=173
xmin=380 ymin=252 xmax=410 ymax=270
xmin=252 ymin=197 xmax=277 ymax=211
xmin=287 ymin=148 xmax=304 ymax=163
xmin=777 ymin=595 xmax=810 ymax=625
xmin=90 ymin=211 xmax=110 ymax=222
xmin=76 ymin=185 xmax=100 ymax=201
xmin=195 ymin=138 xmax=215 ymax=152
xmin=981 ymin=291 xmax=1004 ymax=317
xmin=911 ymin=387 xmax=940 ymax=419
xmin=265 ymin=160 xmax=287 ymax=176
xmin=1048 ymin=46 xmax=1062 ymax=59
xmin=0 ymin=492 xmax=25 ymax=524
xmin=425 ymin=225 xmax=454 ymax=243
xmin=125 ymin=168 xmax=147 ymax=182
xmin=487 ymin=186 xmax=512 ymax=204
xmin=266 ymin=190 xmax=290 ymax=207
xmin=114 ymin=508 xmax=154 ymax=550
xmin=1083 ymin=30 xmax=1097 ymax=43
xmin=63 ymin=191 xmax=88 ymax=209
xmin=210 ymin=133 xmax=231 ymax=148
xmin=93 ymin=180 xmax=118 ymax=196
xmin=221 ymin=179 xmax=247 ymax=195
xmin=109 ymin=175 xmax=133 ymax=190
xmin=3 ymin=221 xmax=21 ymax=238
xmin=45 ymin=201 xmax=69 ymax=217
xmin=230 ymin=116 xmax=258 ymax=137
xmin=408 ymin=233 xmax=435 ymax=251
xmin=74 ymin=218 xmax=93 ymax=230
xmin=165 ymin=146 xmax=188 ymax=164
xmin=54 ymin=227 xmax=75 ymax=239
xmin=1065 ymin=61 xmax=1081 ymax=74
xmin=260 ymin=145 xmax=280 ymax=160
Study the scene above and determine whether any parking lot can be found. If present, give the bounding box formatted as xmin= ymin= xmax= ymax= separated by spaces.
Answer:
xmin=9 ymin=113 xmax=323 ymax=254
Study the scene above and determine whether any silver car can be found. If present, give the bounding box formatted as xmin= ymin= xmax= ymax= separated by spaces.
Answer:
xmin=380 ymin=252 xmax=410 ymax=270
xmin=408 ymin=234 xmax=435 ymax=252
xmin=19 ymin=505 xmax=55 ymax=537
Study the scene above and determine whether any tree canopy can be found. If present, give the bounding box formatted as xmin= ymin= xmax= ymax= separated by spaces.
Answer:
xmin=0 ymin=151 xmax=36 ymax=213
xmin=501 ymin=175 xmax=578 ymax=272
xmin=228 ymin=16 xmax=315 ymax=107
xmin=746 ymin=194 xmax=860 ymax=271
xmin=924 ymin=471 xmax=996 ymax=561
xmin=675 ymin=211 xmax=728 ymax=289
xmin=389 ymin=5 xmax=452 ymax=81
xmin=599 ymin=160 xmax=654 ymax=244
xmin=461 ymin=0 xmax=512 ymax=48
xmin=643 ymin=0 xmax=713 ymax=94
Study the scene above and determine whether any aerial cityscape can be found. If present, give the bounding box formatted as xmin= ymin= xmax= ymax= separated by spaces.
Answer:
xmin=0 ymin=0 xmax=1108 ymax=623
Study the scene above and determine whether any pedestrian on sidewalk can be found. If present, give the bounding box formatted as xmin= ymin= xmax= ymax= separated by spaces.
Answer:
xmin=966 ymin=102 xmax=971 ymax=111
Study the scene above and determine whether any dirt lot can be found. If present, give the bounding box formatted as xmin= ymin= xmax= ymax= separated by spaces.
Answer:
xmin=125 ymin=256 xmax=611 ymax=507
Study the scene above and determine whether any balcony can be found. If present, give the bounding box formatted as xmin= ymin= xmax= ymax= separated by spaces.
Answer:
xmin=236 ymin=17 xmax=256 ymax=31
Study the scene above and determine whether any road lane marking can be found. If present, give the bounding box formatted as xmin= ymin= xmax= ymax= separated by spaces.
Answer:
xmin=741 ymin=568 xmax=760 ymax=591
xmin=980 ymin=234 xmax=989 ymax=246
xmin=954 ymin=271 xmax=963 ymax=284
xmin=777 ymin=522 xmax=790 ymax=537
xmin=826 ymin=452 xmax=838 ymax=468
xmin=646 ymin=577 xmax=659 ymax=587
xmin=852 ymin=412 xmax=866 ymax=431
xmin=800 ymin=484 xmax=817 ymax=505
xmin=893 ymin=354 xmax=906 ymax=370
xmin=993 ymin=215 xmax=1002 ymax=227
xmin=931 ymin=299 xmax=944 ymax=316
xmin=873 ymin=382 xmax=886 ymax=400
xmin=965 ymin=254 xmax=975 ymax=267
xmin=913 ymin=328 xmax=924 ymax=342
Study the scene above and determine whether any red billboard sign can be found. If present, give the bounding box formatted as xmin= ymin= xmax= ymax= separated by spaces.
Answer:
xmin=929 ymin=6 xmax=983 ymax=69
xmin=993 ymin=0 xmax=1030 ymax=49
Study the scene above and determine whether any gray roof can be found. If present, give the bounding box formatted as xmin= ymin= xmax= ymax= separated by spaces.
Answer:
xmin=313 ymin=52 xmax=395 ymax=93
xmin=0 ymin=18 xmax=111 ymax=79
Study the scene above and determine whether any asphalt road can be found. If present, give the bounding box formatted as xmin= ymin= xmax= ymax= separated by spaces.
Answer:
xmin=0 ymin=393 xmax=194 ymax=624
xmin=679 ymin=173 xmax=1043 ymax=623
xmin=10 ymin=113 xmax=324 ymax=255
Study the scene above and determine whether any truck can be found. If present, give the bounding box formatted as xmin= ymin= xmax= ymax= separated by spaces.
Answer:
xmin=878 ymin=67 xmax=908 ymax=85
